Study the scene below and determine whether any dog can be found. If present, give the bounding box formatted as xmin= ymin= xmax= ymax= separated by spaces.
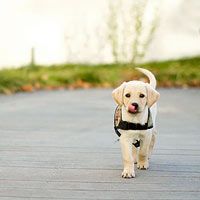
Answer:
xmin=112 ymin=68 xmax=160 ymax=178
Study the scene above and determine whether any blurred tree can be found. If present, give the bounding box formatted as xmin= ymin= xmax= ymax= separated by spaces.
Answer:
xmin=107 ymin=0 xmax=120 ymax=63
xmin=30 ymin=47 xmax=36 ymax=67
xmin=107 ymin=0 xmax=159 ymax=64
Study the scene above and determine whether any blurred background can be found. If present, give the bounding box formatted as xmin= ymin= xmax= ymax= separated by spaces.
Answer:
xmin=0 ymin=0 xmax=200 ymax=93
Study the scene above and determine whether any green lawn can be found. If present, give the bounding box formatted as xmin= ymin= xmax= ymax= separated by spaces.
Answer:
xmin=0 ymin=56 xmax=200 ymax=94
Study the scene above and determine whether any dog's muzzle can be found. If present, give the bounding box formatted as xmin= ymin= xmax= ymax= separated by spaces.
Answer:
xmin=128 ymin=103 xmax=139 ymax=114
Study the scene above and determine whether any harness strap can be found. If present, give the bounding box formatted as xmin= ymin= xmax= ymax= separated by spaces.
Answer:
xmin=113 ymin=106 xmax=153 ymax=148
xmin=114 ymin=126 xmax=121 ymax=137
xmin=117 ymin=109 xmax=153 ymax=130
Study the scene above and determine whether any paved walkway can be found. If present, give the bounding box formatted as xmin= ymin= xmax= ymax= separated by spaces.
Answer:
xmin=0 ymin=89 xmax=199 ymax=199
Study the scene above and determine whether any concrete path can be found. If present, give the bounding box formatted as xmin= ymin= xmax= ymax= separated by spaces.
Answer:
xmin=0 ymin=89 xmax=199 ymax=199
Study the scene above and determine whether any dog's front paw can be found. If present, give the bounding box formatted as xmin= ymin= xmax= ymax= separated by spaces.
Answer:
xmin=137 ymin=161 xmax=149 ymax=170
xmin=121 ymin=168 xmax=135 ymax=178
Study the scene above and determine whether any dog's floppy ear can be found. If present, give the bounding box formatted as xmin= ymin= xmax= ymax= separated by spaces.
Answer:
xmin=146 ymin=84 xmax=160 ymax=107
xmin=112 ymin=82 xmax=126 ymax=105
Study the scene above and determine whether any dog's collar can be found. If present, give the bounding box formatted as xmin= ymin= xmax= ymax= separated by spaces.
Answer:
xmin=114 ymin=106 xmax=153 ymax=137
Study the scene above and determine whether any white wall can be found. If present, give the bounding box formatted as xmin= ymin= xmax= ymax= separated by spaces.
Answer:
xmin=0 ymin=0 xmax=200 ymax=67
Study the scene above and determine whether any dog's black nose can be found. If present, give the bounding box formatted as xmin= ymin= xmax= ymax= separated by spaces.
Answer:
xmin=131 ymin=103 xmax=138 ymax=109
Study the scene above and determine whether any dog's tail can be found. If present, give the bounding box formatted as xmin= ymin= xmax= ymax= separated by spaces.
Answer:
xmin=136 ymin=67 xmax=157 ymax=89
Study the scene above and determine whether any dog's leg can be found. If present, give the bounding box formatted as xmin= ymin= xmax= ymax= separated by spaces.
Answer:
xmin=132 ymin=146 xmax=138 ymax=164
xmin=120 ymin=135 xmax=135 ymax=178
xmin=148 ymin=130 xmax=157 ymax=159
xmin=137 ymin=133 xmax=152 ymax=170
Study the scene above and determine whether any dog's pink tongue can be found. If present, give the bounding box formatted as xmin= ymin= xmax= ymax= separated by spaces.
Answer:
xmin=128 ymin=105 xmax=137 ymax=113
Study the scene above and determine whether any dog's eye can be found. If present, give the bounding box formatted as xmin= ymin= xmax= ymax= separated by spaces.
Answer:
xmin=139 ymin=94 xmax=145 ymax=98
xmin=125 ymin=93 xmax=131 ymax=98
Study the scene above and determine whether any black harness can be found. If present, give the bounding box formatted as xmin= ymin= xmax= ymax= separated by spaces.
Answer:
xmin=114 ymin=106 xmax=153 ymax=148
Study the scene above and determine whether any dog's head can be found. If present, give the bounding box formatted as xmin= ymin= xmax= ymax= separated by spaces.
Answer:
xmin=112 ymin=81 xmax=160 ymax=114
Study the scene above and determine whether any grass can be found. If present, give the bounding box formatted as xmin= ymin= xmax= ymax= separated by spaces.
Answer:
xmin=0 ymin=56 xmax=200 ymax=94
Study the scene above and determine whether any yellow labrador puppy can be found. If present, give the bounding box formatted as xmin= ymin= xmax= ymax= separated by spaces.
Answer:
xmin=112 ymin=68 xmax=160 ymax=178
